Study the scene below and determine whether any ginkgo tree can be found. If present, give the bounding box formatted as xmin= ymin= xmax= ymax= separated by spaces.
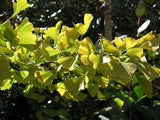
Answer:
xmin=0 ymin=0 xmax=160 ymax=111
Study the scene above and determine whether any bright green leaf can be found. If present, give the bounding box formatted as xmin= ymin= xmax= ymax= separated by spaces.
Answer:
xmin=126 ymin=48 xmax=143 ymax=59
xmin=101 ymin=38 xmax=119 ymax=55
xmin=131 ymin=57 xmax=160 ymax=81
xmin=78 ymin=37 xmax=95 ymax=55
xmin=57 ymin=56 xmax=75 ymax=69
xmin=114 ymin=98 xmax=124 ymax=110
xmin=134 ymin=86 xmax=144 ymax=98
xmin=74 ymin=14 xmax=93 ymax=36
xmin=12 ymin=0 xmax=31 ymax=18
xmin=123 ymin=37 xmax=138 ymax=49
xmin=102 ymin=56 xmax=137 ymax=83
xmin=35 ymin=71 xmax=54 ymax=85
xmin=89 ymin=54 xmax=102 ymax=69
xmin=40 ymin=42 xmax=61 ymax=57
xmin=43 ymin=21 xmax=62 ymax=45
xmin=57 ymin=27 xmax=80 ymax=48
xmin=80 ymin=55 xmax=90 ymax=65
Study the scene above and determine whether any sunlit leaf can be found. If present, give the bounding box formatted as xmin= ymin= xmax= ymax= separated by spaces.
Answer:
xmin=43 ymin=21 xmax=62 ymax=45
xmin=135 ymin=32 xmax=159 ymax=51
xmin=123 ymin=37 xmax=137 ymax=49
xmin=12 ymin=0 xmax=31 ymax=18
xmin=1 ymin=79 xmax=14 ymax=90
xmin=57 ymin=27 xmax=80 ymax=48
xmin=114 ymin=98 xmax=124 ymax=110
xmin=35 ymin=71 xmax=54 ymax=85
xmin=80 ymin=55 xmax=90 ymax=65
xmin=89 ymin=54 xmax=102 ymax=69
xmin=0 ymin=55 xmax=9 ymax=81
xmin=131 ymin=57 xmax=160 ymax=81
xmin=114 ymin=37 xmax=125 ymax=50
xmin=74 ymin=14 xmax=93 ymax=36
xmin=56 ymin=82 xmax=72 ymax=99
xmin=40 ymin=42 xmax=61 ymax=57
xmin=126 ymin=48 xmax=143 ymax=59
xmin=102 ymin=56 xmax=136 ymax=83
xmin=101 ymin=38 xmax=119 ymax=55
xmin=16 ymin=17 xmax=36 ymax=45
xmin=78 ymin=37 xmax=95 ymax=55
xmin=57 ymin=56 xmax=75 ymax=69
xmin=138 ymin=20 xmax=150 ymax=34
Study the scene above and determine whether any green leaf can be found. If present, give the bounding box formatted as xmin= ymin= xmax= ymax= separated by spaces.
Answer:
xmin=1 ymin=79 xmax=14 ymax=90
xmin=43 ymin=21 xmax=62 ymax=45
xmin=57 ymin=56 xmax=75 ymax=69
xmin=126 ymin=48 xmax=143 ymax=59
xmin=135 ymin=32 xmax=159 ymax=51
xmin=12 ymin=0 xmax=31 ymax=18
xmin=101 ymin=38 xmax=119 ymax=55
xmin=133 ymin=86 xmax=144 ymax=98
xmin=136 ymin=73 xmax=153 ymax=98
xmin=16 ymin=17 xmax=34 ymax=32
xmin=114 ymin=37 xmax=125 ymax=50
xmin=0 ymin=55 xmax=9 ymax=81
xmin=40 ymin=42 xmax=61 ymax=57
xmin=14 ymin=70 xmax=29 ymax=83
xmin=123 ymin=37 xmax=138 ymax=49
xmin=78 ymin=37 xmax=95 ymax=55
xmin=56 ymin=82 xmax=73 ymax=99
xmin=64 ymin=76 xmax=86 ymax=96
xmin=74 ymin=14 xmax=93 ymax=36
xmin=80 ymin=55 xmax=90 ymax=65
xmin=135 ymin=2 xmax=146 ymax=17
xmin=89 ymin=54 xmax=102 ymax=69
xmin=2 ymin=22 xmax=18 ymax=46
xmin=16 ymin=18 xmax=36 ymax=45
xmin=102 ymin=56 xmax=137 ymax=83
xmin=131 ymin=57 xmax=160 ymax=81
xmin=87 ymin=82 xmax=99 ymax=97
xmin=35 ymin=71 xmax=54 ymax=85
xmin=114 ymin=98 xmax=124 ymax=110
xmin=57 ymin=27 xmax=80 ymax=48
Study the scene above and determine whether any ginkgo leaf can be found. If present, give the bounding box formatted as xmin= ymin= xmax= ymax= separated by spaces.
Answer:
xmin=89 ymin=54 xmax=102 ymax=69
xmin=2 ymin=22 xmax=18 ymax=46
xmin=80 ymin=55 xmax=90 ymax=65
xmin=12 ymin=0 xmax=31 ymax=18
xmin=57 ymin=56 xmax=75 ymax=69
xmin=74 ymin=14 xmax=93 ymax=36
xmin=56 ymin=82 xmax=73 ymax=99
xmin=136 ymin=73 xmax=153 ymax=98
xmin=15 ymin=17 xmax=34 ymax=32
xmin=0 ymin=55 xmax=9 ymax=81
xmin=103 ymin=56 xmax=137 ymax=83
xmin=126 ymin=48 xmax=143 ymax=59
xmin=78 ymin=37 xmax=95 ymax=55
xmin=87 ymin=82 xmax=99 ymax=97
xmin=123 ymin=37 xmax=138 ymax=49
xmin=16 ymin=18 xmax=36 ymax=45
xmin=64 ymin=76 xmax=86 ymax=96
xmin=35 ymin=71 xmax=54 ymax=85
xmin=114 ymin=37 xmax=125 ymax=50
xmin=40 ymin=42 xmax=61 ymax=57
xmin=132 ymin=58 xmax=160 ymax=81
xmin=57 ymin=27 xmax=80 ymax=48
xmin=43 ymin=21 xmax=62 ymax=45
xmin=101 ymin=38 xmax=120 ymax=55
xmin=135 ymin=32 xmax=159 ymax=51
